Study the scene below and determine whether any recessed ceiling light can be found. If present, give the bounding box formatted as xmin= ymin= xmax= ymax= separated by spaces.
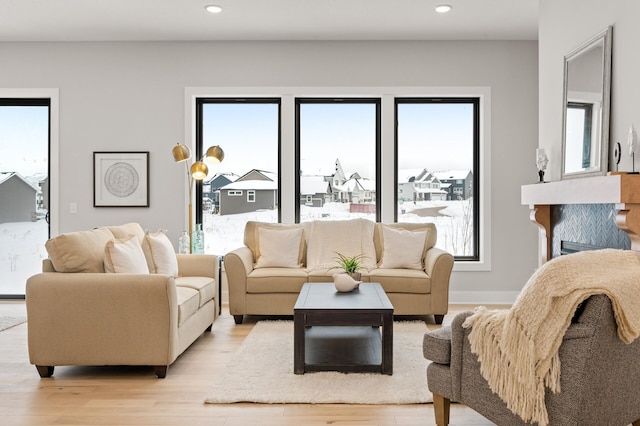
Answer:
xmin=205 ymin=5 xmax=223 ymax=14
xmin=435 ymin=4 xmax=452 ymax=13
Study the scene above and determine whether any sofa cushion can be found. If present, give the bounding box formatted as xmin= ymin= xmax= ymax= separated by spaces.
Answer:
xmin=246 ymin=268 xmax=308 ymax=293
xmin=307 ymin=268 xmax=370 ymax=282
xmin=104 ymin=235 xmax=150 ymax=274
xmin=45 ymin=227 xmax=115 ymax=273
xmin=143 ymin=231 xmax=178 ymax=277
xmin=254 ymin=227 xmax=304 ymax=269
xmin=368 ymin=268 xmax=431 ymax=293
xmin=378 ymin=225 xmax=429 ymax=269
xmin=176 ymin=286 xmax=200 ymax=326
xmin=423 ymin=325 xmax=452 ymax=364
xmin=106 ymin=222 xmax=146 ymax=244
xmin=374 ymin=222 xmax=437 ymax=264
xmin=176 ymin=276 xmax=216 ymax=307
xmin=304 ymin=218 xmax=377 ymax=270
xmin=244 ymin=222 xmax=306 ymax=265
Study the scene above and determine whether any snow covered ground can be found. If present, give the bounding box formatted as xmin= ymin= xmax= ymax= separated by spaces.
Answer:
xmin=204 ymin=199 xmax=473 ymax=257
xmin=0 ymin=220 xmax=48 ymax=295
xmin=1 ymin=199 xmax=472 ymax=295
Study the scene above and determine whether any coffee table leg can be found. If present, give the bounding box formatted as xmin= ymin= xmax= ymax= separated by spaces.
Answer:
xmin=381 ymin=312 xmax=393 ymax=375
xmin=294 ymin=312 xmax=305 ymax=374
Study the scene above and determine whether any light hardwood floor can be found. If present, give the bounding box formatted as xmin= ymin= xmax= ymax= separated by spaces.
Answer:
xmin=0 ymin=301 xmax=506 ymax=426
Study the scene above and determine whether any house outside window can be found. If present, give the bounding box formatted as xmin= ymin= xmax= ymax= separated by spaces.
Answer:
xmin=295 ymin=98 xmax=381 ymax=223
xmin=395 ymin=98 xmax=479 ymax=260
xmin=196 ymin=98 xmax=280 ymax=256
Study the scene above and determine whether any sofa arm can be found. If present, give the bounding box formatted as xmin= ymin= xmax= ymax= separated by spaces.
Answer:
xmin=424 ymin=247 xmax=454 ymax=313
xmin=224 ymin=247 xmax=254 ymax=315
xmin=176 ymin=254 xmax=218 ymax=278
xmin=26 ymin=272 xmax=180 ymax=367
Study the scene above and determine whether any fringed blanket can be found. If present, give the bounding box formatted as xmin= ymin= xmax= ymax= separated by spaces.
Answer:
xmin=463 ymin=249 xmax=640 ymax=426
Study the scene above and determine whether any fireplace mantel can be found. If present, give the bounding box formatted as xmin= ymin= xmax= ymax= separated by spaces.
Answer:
xmin=521 ymin=174 xmax=640 ymax=263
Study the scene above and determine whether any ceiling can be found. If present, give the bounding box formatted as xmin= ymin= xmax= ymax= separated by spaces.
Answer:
xmin=0 ymin=0 xmax=538 ymax=42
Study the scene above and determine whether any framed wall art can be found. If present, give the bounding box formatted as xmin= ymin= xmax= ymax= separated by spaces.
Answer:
xmin=93 ymin=151 xmax=149 ymax=207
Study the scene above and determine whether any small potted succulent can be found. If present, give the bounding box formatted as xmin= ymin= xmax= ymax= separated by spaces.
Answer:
xmin=334 ymin=252 xmax=366 ymax=281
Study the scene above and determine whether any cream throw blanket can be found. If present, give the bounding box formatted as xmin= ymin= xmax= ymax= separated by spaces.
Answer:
xmin=463 ymin=249 xmax=640 ymax=426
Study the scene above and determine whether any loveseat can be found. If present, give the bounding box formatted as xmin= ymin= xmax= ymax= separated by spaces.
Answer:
xmin=225 ymin=218 xmax=454 ymax=324
xmin=26 ymin=223 xmax=218 ymax=378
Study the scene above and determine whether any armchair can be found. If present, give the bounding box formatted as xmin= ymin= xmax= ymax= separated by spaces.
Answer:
xmin=424 ymin=295 xmax=640 ymax=426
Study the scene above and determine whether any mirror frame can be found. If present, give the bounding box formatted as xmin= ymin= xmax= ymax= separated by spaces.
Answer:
xmin=561 ymin=26 xmax=612 ymax=180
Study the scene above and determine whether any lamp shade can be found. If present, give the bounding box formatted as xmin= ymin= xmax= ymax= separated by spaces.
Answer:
xmin=191 ymin=161 xmax=209 ymax=180
xmin=205 ymin=145 xmax=225 ymax=163
xmin=172 ymin=144 xmax=191 ymax=162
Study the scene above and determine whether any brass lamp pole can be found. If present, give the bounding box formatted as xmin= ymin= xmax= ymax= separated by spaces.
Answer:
xmin=172 ymin=143 xmax=224 ymax=253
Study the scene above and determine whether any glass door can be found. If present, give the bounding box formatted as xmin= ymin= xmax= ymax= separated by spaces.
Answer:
xmin=0 ymin=98 xmax=50 ymax=298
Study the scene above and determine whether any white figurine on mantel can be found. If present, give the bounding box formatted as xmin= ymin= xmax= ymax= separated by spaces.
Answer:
xmin=628 ymin=125 xmax=637 ymax=173
xmin=536 ymin=148 xmax=549 ymax=183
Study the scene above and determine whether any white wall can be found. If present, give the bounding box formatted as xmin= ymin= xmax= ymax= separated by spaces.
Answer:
xmin=0 ymin=40 xmax=538 ymax=303
xmin=539 ymin=0 xmax=640 ymax=181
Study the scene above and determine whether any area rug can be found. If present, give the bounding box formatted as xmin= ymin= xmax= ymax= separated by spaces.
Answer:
xmin=0 ymin=316 xmax=26 ymax=332
xmin=204 ymin=320 xmax=433 ymax=404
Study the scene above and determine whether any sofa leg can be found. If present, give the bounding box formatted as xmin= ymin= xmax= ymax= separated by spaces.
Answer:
xmin=433 ymin=393 xmax=450 ymax=426
xmin=153 ymin=366 xmax=168 ymax=378
xmin=233 ymin=315 xmax=243 ymax=324
xmin=434 ymin=314 xmax=444 ymax=325
xmin=632 ymin=420 xmax=640 ymax=426
xmin=36 ymin=365 xmax=54 ymax=378
xmin=205 ymin=323 xmax=213 ymax=332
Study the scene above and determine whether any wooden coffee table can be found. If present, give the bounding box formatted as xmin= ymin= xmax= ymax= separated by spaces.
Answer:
xmin=293 ymin=282 xmax=394 ymax=375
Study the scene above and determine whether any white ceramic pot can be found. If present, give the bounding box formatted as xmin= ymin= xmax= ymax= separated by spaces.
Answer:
xmin=333 ymin=273 xmax=361 ymax=292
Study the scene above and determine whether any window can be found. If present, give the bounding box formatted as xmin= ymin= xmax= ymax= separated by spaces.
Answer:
xmin=0 ymin=98 xmax=51 ymax=298
xmin=295 ymin=98 xmax=381 ymax=222
xmin=395 ymin=98 xmax=479 ymax=260
xmin=196 ymin=98 xmax=280 ymax=255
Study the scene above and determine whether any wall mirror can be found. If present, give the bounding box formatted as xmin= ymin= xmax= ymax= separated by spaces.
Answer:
xmin=561 ymin=26 xmax=612 ymax=179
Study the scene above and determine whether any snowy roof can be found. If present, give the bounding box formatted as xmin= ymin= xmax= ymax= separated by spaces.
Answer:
xmin=434 ymin=170 xmax=472 ymax=181
xmin=220 ymin=180 xmax=277 ymax=190
xmin=300 ymin=175 xmax=329 ymax=195
xmin=0 ymin=172 xmax=40 ymax=192
xmin=398 ymin=168 xmax=428 ymax=183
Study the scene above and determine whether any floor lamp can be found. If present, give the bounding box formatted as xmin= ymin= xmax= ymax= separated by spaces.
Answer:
xmin=172 ymin=143 xmax=224 ymax=253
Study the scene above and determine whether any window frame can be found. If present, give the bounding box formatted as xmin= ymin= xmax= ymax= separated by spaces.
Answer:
xmin=0 ymin=96 xmax=53 ymax=300
xmin=195 ymin=97 xmax=282 ymax=227
xmin=294 ymin=97 xmax=382 ymax=223
xmin=247 ymin=190 xmax=256 ymax=203
xmin=394 ymin=97 xmax=481 ymax=262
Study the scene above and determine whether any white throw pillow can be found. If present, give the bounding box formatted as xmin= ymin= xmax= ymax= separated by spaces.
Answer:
xmin=254 ymin=227 xmax=304 ymax=269
xmin=378 ymin=226 xmax=429 ymax=270
xmin=143 ymin=231 xmax=179 ymax=277
xmin=104 ymin=235 xmax=150 ymax=274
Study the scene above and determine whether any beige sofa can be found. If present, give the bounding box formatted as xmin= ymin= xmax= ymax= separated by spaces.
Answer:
xmin=26 ymin=223 xmax=218 ymax=378
xmin=225 ymin=219 xmax=454 ymax=324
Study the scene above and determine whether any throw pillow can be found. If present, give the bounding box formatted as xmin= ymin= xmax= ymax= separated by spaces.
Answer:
xmin=45 ymin=227 xmax=115 ymax=273
xmin=378 ymin=225 xmax=429 ymax=270
xmin=254 ymin=227 xmax=304 ymax=269
xmin=142 ymin=231 xmax=179 ymax=277
xmin=104 ymin=235 xmax=150 ymax=274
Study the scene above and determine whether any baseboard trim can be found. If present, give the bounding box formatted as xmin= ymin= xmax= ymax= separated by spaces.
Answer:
xmin=449 ymin=291 xmax=519 ymax=305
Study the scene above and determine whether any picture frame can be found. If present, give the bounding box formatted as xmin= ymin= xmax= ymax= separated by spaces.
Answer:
xmin=93 ymin=151 xmax=149 ymax=207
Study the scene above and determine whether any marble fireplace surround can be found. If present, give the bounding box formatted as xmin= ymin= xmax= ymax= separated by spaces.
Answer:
xmin=521 ymin=174 xmax=640 ymax=265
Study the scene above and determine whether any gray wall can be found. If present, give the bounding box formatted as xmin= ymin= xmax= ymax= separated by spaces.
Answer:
xmin=539 ymin=0 xmax=640 ymax=180
xmin=0 ymin=40 xmax=539 ymax=303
